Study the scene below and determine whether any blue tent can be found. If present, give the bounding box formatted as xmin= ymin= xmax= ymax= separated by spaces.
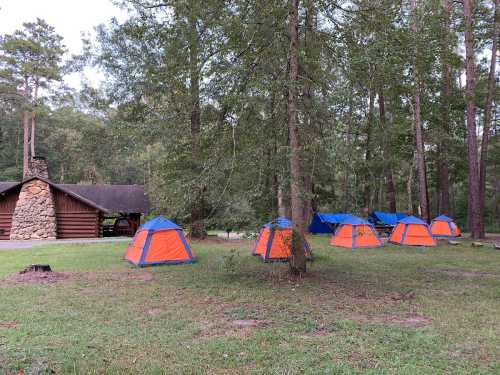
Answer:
xmin=369 ymin=211 xmax=407 ymax=227
xmin=263 ymin=217 xmax=293 ymax=229
xmin=308 ymin=213 xmax=354 ymax=234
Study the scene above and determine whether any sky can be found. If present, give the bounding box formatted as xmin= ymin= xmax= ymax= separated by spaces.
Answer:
xmin=0 ymin=0 xmax=128 ymax=89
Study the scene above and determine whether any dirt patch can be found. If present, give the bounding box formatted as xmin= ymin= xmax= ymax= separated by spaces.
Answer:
xmin=199 ymin=318 xmax=272 ymax=339
xmin=5 ymin=270 xmax=71 ymax=284
xmin=2 ymin=269 xmax=154 ymax=286
xmin=146 ymin=308 xmax=163 ymax=317
xmin=0 ymin=321 xmax=18 ymax=329
xmin=121 ymin=272 xmax=154 ymax=282
xmin=299 ymin=329 xmax=330 ymax=339
xmin=435 ymin=269 xmax=498 ymax=278
xmin=348 ymin=351 xmax=379 ymax=369
xmin=84 ymin=271 xmax=154 ymax=282
xmin=352 ymin=313 xmax=432 ymax=328
xmin=382 ymin=314 xmax=431 ymax=327
xmin=232 ymin=319 xmax=271 ymax=328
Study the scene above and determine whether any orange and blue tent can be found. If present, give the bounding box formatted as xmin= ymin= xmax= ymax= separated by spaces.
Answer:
xmin=252 ymin=217 xmax=312 ymax=261
xmin=330 ymin=216 xmax=383 ymax=249
xmin=124 ymin=216 xmax=196 ymax=266
xmin=430 ymin=215 xmax=461 ymax=239
xmin=389 ymin=216 xmax=436 ymax=247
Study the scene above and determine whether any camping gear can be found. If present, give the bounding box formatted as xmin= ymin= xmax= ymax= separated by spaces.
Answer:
xmin=330 ymin=216 xmax=383 ymax=249
xmin=369 ymin=211 xmax=408 ymax=236
xmin=253 ymin=217 xmax=312 ymax=261
xmin=308 ymin=213 xmax=354 ymax=234
xmin=124 ymin=216 xmax=196 ymax=266
xmin=430 ymin=215 xmax=461 ymax=239
xmin=389 ymin=216 xmax=436 ymax=247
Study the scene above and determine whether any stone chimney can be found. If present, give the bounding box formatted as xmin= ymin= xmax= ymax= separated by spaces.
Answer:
xmin=27 ymin=156 xmax=50 ymax=179
xmin=10 ymin=157 xmax=57 ymax=240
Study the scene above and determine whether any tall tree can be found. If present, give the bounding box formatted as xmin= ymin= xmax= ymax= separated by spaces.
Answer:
xmin=463 ymin=0 xmax=482 ymax=238
xmin=302 ymin=0 xmax=317 ymax=229
xmin=411 ymin=0 xmax=430 ymax=222
xmin=379 ymin=89 xmax=397 ymax=212
xmin=479 ymin=0 xmax=499 ymax=237
xmin=438 ymin=0 xmax=453 ymax=214
xmin=187 ymin=6 xmax=205 ymax=238
xmin=363 ymin=88 xmax=375 ymax=211
xmin=288 ymin=0 xmax=306 ymax=275
xmin=0 ymin=19 xmax=64 ymax=176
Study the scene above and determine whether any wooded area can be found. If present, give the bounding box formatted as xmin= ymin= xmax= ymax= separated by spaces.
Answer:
xmin=0 ymin=0 xmax=498 ymax=242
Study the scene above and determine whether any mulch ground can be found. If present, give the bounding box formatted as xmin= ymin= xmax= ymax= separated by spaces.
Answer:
xmin=4 ymin=270 xmax=71 ymax=284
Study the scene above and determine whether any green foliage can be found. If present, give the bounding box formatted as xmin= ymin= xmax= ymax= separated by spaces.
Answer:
xmin=0 ymin=18 xmax=65 ymax=99
xmin=0 ymin=2 xmax=498 ymax=230
xmin=220 ymin=248 xmax=241 ymax=275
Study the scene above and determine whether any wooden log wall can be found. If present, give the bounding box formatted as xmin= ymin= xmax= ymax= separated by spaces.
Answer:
xmin=54 ymin=190 xmax=101 ymax=238
xmin=0 ymin=189 xmax=20 ymax=240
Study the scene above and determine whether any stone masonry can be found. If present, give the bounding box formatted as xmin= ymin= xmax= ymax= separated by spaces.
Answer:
xmin=30 ymin=157 xmax=50 ymax=179
xmin=10 ymin=158 xmax=57 ymax=240
xmin=9 ymin=179 xmax=57 ymax=240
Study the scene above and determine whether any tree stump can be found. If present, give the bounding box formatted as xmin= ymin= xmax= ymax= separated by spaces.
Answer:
xmin=20 ymin=264 xmax=52 ymax=274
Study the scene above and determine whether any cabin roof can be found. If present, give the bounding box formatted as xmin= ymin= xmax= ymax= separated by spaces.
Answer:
xmin=58 ymin=184 xmax=150 ymax=214
xmin=0 ymin=182 xmax=18 ymax=194
xmin=0 ymin=178 xmax=149 ymax=214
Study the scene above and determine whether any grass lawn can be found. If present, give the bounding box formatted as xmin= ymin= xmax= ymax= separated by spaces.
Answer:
xmin=1 ymin=237 xmax=500 ymax=374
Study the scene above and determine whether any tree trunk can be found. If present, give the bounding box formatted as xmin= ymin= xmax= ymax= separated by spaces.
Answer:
xmin=363 ymin=89 xmax=375 ymax=211
xmin=479 ymin=0 xmax=499 ymax=238
xmin=463 ymin=0 xmax=482 ymax=239
xmin=60 ymin=162 xmax=65 ymax=183
xmin=272 ymin=173 xmax=279 ymax=218
xmin=269 ymin=90 xmax=280 ymax=218
xmin=407 ymin=156 xmax=414 ymax=214
xmin=287 ymin=0 xmax=306 ymax=275
xmin=302 ymin=0 xmax=316 ymax=230
xmin=343 ymin=98 xmax=354 ymax=212
xmin=30 ymin=114 xmax=35 ymax=159
xmin=22 ymin=111 xmax=30 ymax=178
xmin=277 ymin=183 xmax=286 ymax=217
xmin=439 ymin=0 xmax=453 ymax=214
xmin=188 ymin=15 xmax=206 ymax=239
xmin=22 ymin=79 xmax=31 ymax=178
xmin=30 ymin=83 xmax=39 ymax=159
xmin=496 ymin=165 xmax=500 ymax=229
xmin=411 ymin=0 xmax=430 ymax=223
xmin=379 ymin=89 xmax=397 ymax=212
xmin=303 ymin=174 xmax=313 ymax=228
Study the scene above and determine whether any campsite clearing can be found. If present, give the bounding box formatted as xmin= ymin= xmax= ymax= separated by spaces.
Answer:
xmin=0 ymin=237 xmax=499 ymax=374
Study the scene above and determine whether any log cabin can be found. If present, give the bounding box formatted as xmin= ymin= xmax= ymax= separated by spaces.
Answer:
xmin=0 ymin=161 xmax=149 ymax=240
